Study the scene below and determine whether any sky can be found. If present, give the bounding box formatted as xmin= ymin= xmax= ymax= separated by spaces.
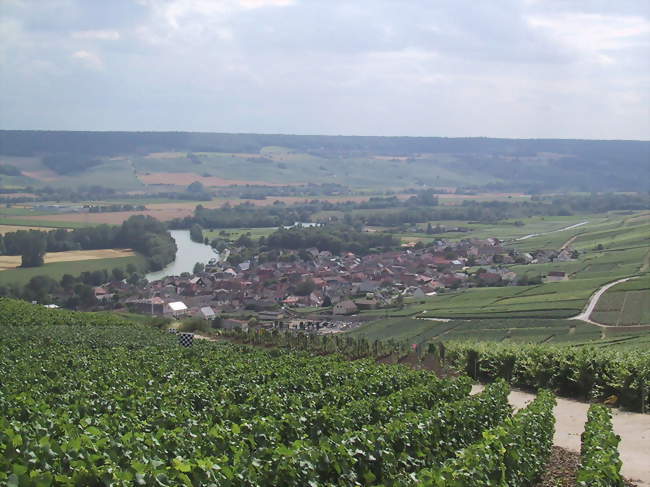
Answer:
xmin=1 ymin=0 xmax=648 ymax=139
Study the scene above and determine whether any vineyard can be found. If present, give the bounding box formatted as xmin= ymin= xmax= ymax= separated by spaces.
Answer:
xmin=223 ymin=328 xmax=650 ymax=412
xmin=0 ymin=301 xmax=635 ymax=485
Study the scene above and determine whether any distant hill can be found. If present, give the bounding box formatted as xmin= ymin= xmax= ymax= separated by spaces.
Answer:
xmin=0 ymin=130 xmax=648 ymax=192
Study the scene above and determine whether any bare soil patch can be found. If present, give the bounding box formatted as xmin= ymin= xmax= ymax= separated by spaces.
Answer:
xmin=137 ymin=172 xmax=292 ymax=187
xmin=0 ymin=248 xmax=135 ymax=271
xmin=0 ymin=224 xmax=62 ymax=234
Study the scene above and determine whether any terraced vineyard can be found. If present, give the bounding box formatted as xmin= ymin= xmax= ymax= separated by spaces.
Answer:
xmin=0 ymin=322 xmax=558 ymax=486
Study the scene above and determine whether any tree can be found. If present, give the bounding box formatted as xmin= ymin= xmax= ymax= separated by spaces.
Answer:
xmin=187 ymin=181 xmax=205 ymax=193
xmin=189 ymin=224 xmax=204 ymax=243
xmin=20 ymin=231 xmax=47 ymax=268
xmin=112 ymin=267 xmax=125 ymax=281
xmin=74 ymin=283 xmax=96 ymax=308
xmin=322 ymin=295 xmax=332 ymax=308
xmin=211 ymin=316 xmax=224 ymax=329
xmin=294 ymin=279 xmax=316 ymax=296
xmin=60 ymin=274 xmax=76 ymax=291
xmin=193 ymin=262 xmax=205 ymax=274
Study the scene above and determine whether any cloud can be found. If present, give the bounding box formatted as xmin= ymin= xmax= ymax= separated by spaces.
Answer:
xmin=528 ymin=13 xmax=650 ymax=65
xmin=0 ymin=0 xmax=648 ymax=139
xmin=71 ymin=50 xmax=103 ymax=69
xmin=71 ymin=29 xmax=121 ymax=40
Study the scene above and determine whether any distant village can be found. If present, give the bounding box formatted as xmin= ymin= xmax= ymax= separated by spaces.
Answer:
xmin=87 ymin=236 xmax=577 ymax=330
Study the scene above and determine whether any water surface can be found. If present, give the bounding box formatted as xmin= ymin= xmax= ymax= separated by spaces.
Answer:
xmin=146 ymin=230 xmax=218 ymax=281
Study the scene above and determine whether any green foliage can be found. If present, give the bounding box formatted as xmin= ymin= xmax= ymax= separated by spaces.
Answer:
xmin=0 ymin=323 xmax=517 ymax=486
xmin=265 ymin=224 xmax=399 ymax=255
xmin=443 ymin=341 xmax=650 ymax=412
xmin=189 ymin=223 xmax=204 ymax=243
xmin=576 ymin=405 xmax=625 ymax=486
xmin=0 ymin=297 xmax=133 ymax=326
xmin=416 ymin=390 xmax=555 ymax=486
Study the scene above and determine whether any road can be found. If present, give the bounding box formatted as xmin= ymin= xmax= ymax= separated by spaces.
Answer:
xmin=472 ymin=385 xmax=650 ymax=486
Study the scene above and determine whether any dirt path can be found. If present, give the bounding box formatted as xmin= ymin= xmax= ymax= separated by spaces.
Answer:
xmin=515 ymin=221 xmax=589 ymax=242
xmin=472 ymin=385 xmax=650 ymax=486
xmin=570 ymin=276 xmax=636 ymax=325
xmin=560 ymin=234 xmax=578 ymax=250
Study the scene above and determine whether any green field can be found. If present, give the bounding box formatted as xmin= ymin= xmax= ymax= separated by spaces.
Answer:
xmin=591 ymin=276 xmax=650 ymax=326
xmin=204 ymin=227 xmax=277 ymax=242
xmin=0 ymin=254 xmax=147 ymax=286
xmin=349 ymin=316 xmax=650 ymax=350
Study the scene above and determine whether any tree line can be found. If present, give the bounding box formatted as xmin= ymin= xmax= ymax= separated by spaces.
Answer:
xmin=171 ymin=192 xmax=649 ymax=232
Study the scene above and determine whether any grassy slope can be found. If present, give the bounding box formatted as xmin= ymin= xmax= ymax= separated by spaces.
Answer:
xmin=0 ymin=254 xmax=147 ymax=286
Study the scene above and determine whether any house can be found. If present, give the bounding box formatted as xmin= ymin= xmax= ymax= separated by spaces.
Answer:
xmin=333 ymin=300 xmax=358 ymax=315
xmin=94 ymin=287 xmax=114 ymax=303
xmin=200 ymin=306 xmax=216 ymax=320
xmin=167 ymin=301 xmax=188 ymax=317
xmin=545 ymin=271 xmax=568 ymax=282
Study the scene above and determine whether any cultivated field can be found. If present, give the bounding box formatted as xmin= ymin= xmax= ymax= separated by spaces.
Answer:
xmin=592 ymin=276 xmax=650 ymax=326
xmin=0 ymin=224 xmax=62 ymax=234
xmin=0 ymin=255 xmax=147 ymax=286
xmin=0 ymin=249 xmax=136 ymax=271
xmin=137 ymin=171 xmax=290 ymax=187
xmin=2 ymin=319 xmax=559 ymax=485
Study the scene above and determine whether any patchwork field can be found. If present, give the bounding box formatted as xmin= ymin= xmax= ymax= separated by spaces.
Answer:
xmin=0 ymin=249 xmax=136 ymax=271
xmin=18 ymin=208 xmax=193 ymax=225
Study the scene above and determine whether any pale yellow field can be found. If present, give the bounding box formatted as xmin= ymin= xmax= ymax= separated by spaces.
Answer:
xmin=0 ymin=249 xmax=135 ymax=271
xmin=0 ymin=225 xmax=62 ymax=235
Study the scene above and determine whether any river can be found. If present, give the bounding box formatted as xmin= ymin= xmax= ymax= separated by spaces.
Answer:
xmin=146 ymin=230 xmax=219 ymax=281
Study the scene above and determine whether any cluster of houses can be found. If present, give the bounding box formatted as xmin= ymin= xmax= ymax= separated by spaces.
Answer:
xmin=103 ymin=236 xmax=576 ymax=323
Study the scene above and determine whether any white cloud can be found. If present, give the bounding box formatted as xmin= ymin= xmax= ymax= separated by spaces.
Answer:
xmin=71 ymin=30 xmax=121 ymax=41
xmin=138 ymin=0 xmax=294 ymax=30
xmin=528 ymin=13 xmax=650 ymax=65
xmin=72 ymin=50 xmax=103 ymax=69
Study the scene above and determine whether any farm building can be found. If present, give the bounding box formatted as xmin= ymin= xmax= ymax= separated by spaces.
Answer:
xmin=167 ymin=301 xmax=188 ymax=317
xmin=545 ymin=271 xmax=568 ymax=282
xmin=200 ymin=306 xmax=216 ymax=320
xmin=333 ymin=300 xmax=358 ymax=315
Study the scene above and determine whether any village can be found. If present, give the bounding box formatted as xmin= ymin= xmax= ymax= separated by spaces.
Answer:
xmin=84 ymin=235 xmax=578 ymax=332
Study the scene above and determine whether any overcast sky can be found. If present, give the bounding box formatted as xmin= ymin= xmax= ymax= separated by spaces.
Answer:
xmin=1 ymin=0 xmax=648 ymax=139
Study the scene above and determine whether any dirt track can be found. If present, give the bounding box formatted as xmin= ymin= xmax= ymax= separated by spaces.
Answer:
xmin=472 ymin=385 xmax=650 ymax=486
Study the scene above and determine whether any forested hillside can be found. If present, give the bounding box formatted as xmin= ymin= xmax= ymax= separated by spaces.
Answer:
xmin=1 ymin=130 xmax=648 ymax=192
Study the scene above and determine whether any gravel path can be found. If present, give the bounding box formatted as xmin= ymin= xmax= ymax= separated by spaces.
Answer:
xmin=472 ymin=385 xmax=650 ymax=486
